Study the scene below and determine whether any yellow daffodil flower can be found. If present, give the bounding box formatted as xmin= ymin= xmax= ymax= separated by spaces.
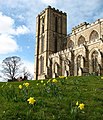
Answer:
xmin=59 ymin=76 xmax=65 ymax=79
xmin=66 ymin=77 xmax=68 ymax=79
xmin=23 ymin=82 xmax=29 ymax=87
xmin=44 ymin=83 xmax=46 ymax=86
xmin=76 ymin=101 xmax=79 ymax=106
xmin=52 ymin=79 xmax=58 ymax=83
xmin=19 ymin=85 xmax=22 ymax=89
xmin=27 ymin=97 xmax=36 ymax=105
xmin=36 ymin=83 xmax=39 ymax=86
xmin=41 ymin=80 xmax=43 ymax=83
xmin=78 ymin=103 xmax=85 ymax=110
xmin=101 ymin=77 xmax=103 ymax=79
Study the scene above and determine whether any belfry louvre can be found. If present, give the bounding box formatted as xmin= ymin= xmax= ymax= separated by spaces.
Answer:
xmin=34 ymin=6 xmax=103 ymax=80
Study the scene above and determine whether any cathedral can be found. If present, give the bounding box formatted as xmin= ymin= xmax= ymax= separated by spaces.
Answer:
xmin=34 ymin=6 xmax=103 ymax=80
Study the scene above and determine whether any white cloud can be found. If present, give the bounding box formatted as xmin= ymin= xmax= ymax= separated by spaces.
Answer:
xmin=0 ymin=12 xmax=14 ymax=34
xmin=0 ymin=12 xmax=30 ymax=35
xmin=0 ymin=11 xmax=30 ymax=54
xmin=17 ymin=15 xmax=25 ymax=21
xmin=0 ymin=0 xmax=103 ymax=34
xmin=41 ymin=0 xmax=56 ymax=5
xmin=0 ymin=34 xmax=19 ymax=54
xmin=15 ymin=25 xmax=30 ymax=35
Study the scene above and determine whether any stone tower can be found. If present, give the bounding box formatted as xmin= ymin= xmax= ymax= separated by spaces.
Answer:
xmin=34 ymin=6 xmax=67 ymax=80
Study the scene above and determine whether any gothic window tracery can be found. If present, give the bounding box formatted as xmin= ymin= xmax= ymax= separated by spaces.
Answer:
xmin=77 ymin=55 xmax=82 ymax=69
xmin=54 ymin=36 xmax=57 ymax=53
xmin=42 ymin=17 xmax=45 ymax=33
xmin=55 ymin=17 xmax=58 ymax=32
xmin=89 ymin=30 xmax=99 ymax=43
xmin=76 ymin=55 xmax=82 ymax=75
xmin=67 ymin=40 xmax=74 ymax=49
xmin=78 ymin=36 xmax=85 ymax=47
xmin=54 ymin=62 xmax=60 ymax=76
xmin=48 ymin=58 xmax=52 ymax=77
xmin=91 ymin=51 xmax=99 ymax=73
xmin=40 ymin=56 xmax=44 ymax=74
xmin=41 ymin=36 xmax=44 ymax=53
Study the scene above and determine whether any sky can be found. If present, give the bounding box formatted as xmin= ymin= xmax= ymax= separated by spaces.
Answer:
xmin=0 ymin=0 xmax=103 ymax=81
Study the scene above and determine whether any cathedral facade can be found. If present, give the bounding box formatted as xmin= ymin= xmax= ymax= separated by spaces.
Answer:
xmin=34 ymin=6 xmax=103 ymax=80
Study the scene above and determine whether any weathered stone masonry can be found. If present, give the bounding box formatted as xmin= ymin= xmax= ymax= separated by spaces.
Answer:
xmin=34 ymin=6 xmax=103 ymax=80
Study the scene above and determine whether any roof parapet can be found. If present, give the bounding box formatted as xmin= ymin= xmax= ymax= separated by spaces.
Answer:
xmin=71 ymin=18 xmax=103 ymax=35
xmin=72 ymin=22 xmax=89 ymax=31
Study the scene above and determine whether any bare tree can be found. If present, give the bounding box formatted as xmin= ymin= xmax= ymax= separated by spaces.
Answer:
xmin=1 ymin=56 xmax=22 ymax=81
xmin=22 ymin=67 xmax=32 ymax=80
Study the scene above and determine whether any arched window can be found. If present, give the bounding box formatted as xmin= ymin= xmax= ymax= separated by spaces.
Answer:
xmin=77 ymin=55 xmax=82 ymax=70
xmin=55 ymin=17 xmax=58 ymax=32
xmin=91 ymin=51 xmax=98 ymax=73
xmin=67 ymin=40 xmax=74 ymax=49
xmin=42 ymin=17 xmax=45 ymax=33
xmin=41 ymin=36 xmax=44 ymax=53
xmin=89 ymin=30 xmax=99 ymax=43
xmin=78 ymin=36 xmax=85 ymax=47
xmin=77 ymin=55 xmax=82 ymax=75
xmin=54 ymin=36 xmax=57 ymax=53
xmin=40 ymin=56 xmax=44 ymax=74
xmin=54 ymin=62 xmax=60 ymax=76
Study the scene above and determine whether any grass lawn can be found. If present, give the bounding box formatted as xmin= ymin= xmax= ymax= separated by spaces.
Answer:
xmin=0 ymin=76 xmax=103 ymax=120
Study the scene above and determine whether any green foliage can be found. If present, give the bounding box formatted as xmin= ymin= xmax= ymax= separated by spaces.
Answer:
xmin=0 ymin=76 xmax=103 ymax=120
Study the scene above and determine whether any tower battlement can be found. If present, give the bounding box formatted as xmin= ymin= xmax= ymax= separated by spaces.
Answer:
xmin=38 ymin=5 xmax=67 ymax=16
xmin=47 ymin=6 xmax=67 ymax=15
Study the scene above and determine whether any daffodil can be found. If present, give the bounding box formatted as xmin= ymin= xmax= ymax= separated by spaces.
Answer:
xmin=23 ymin=82 xmax=29 ymax=87
xmin=19 ymin=85 xmax=22 ymax=89
xmin=66 ymin=77 xmax=68 ymax=79
xmin=27 ymin=97 xmax=36 ymax=105
xmin=44 ymin=83 xmax=46 ymax=86
xmin=36 ymin=83 xmax=39 ymax=86
xmin=59 ymin=76 xmax=65 ymax=79
xmin=41 ymin=80 xmax=43 ymax=83
xmin=52 ymin=79 xmax=58 ymax=83
xmin=101 ymin=77 xmax=103 ymax=79
xmin=78 ymin=103 xmax=85 ymax=110
xmin=76 ymin=101 xmax=79 ymax=106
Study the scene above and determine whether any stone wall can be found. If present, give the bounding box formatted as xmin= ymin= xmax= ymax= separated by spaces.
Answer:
xmin=47 ymin=19 xmax=103 ymax=78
